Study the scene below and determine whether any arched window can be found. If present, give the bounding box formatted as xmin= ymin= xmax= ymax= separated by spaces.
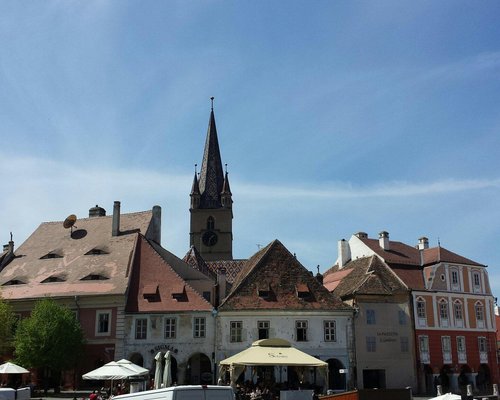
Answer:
xmin=439 ymin=299 xmax=449 ymax=327
xmin=453 ymin=300 xmax=464 ymax=327
xmin=206 ymin=216 xmax=215 ymax=230
xmin=475 ymin=301 xmax=485 ymax=328
xmin=416 ymin=297 xmax=427 ymax=327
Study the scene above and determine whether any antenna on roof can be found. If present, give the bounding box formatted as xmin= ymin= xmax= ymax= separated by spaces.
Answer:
xmin=63 ymin=214 xmax=77 ymax=236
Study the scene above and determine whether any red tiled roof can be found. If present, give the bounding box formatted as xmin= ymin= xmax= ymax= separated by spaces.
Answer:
xmin=126 ymin=236 xmax=212 ymax=313
xmin=324 ymin=256 xmax=408 ymax=298
xmin=421 ymin=246 xmax=484 ymax=267
xmin=0 ymin=211 xmax=153 ymax=300
xmin=220 ymin=240 xmax=350 ymax=312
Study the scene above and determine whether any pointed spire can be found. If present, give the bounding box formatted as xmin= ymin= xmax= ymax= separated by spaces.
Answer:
xmin=191 ymin=164 xmax=200 ymax=195
xmin=221 ymin=164 xmax=232 ymax=195
xmin=199 ymin=97 xmax=225 ymax=208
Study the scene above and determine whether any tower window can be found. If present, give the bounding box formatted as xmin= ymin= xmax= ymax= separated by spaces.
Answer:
xmin=207 ymin=216 xmax=215 ymax=230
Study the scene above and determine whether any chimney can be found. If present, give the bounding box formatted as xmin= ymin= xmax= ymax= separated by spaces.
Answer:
xmin=338 ymin=239 xmax=351 ymax=269
xmin=355 ymin=232 xmax=368 ymax=239
xmin=146 ymin=205 xmax=162 ymax=244
xmin=112 ymin=201 xmax=121 ymax=236
xmin=417 ymin=236 xmax=429 ymax=250
xmin=3 ymin=244 xmax=9 ymax=252
xmin=89 ymin=205 xmax=106 ymax=218
xmin=379 ymin=231 xmax=390 ymax=250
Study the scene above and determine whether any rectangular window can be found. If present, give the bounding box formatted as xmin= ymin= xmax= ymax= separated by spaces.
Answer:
xmin=441 ymin=336 xmax=451 ymax=352
xmin=398 ymin=310 xmax=407 ymax=325
xmin=457 ymin=336 xmax=466 ymax=353
xmin=324 ymin=320 xmax=336 ymax=342
xmin=296 ymin=320 xmax=308 ymax=342
xmin=194 ymin=317 xmax=206 ymax=338
xmin=164 ymin=318 xmax=176 ymax=339
xmin=454 ymin=303 xmax=463 ymax=320
xmin=478 ymin=337 xmax=487 ymax=353
xmin=419 ymin=335 xmax=429 ymax=352
xmin=419 ymin=335 xmax=430 ymax=363
xmin=366 ymin=336 xmax=376 ymax=352
xmin=135 ymin=318 xmax=147 ymax=340
xmin=96 ymin=310 xmax=111 ymax=335
xmin=366 ymin=309 xmax=376 ymax=325
xmin=451 ymin=270 xmax=459 ymax=285
xmin=473 ymin=272 xmax=481 ymax=288
xmin=230 ymin=321 xmax=243 ymax=342
xmin=258 ymin=321 xmax=270 ymax=340
xmin=400 ymin=336 xmax=409 ymax=353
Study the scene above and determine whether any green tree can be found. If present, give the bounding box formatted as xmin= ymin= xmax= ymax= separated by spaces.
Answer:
xmin=14 ymin=298 xmax=85 ymax=391
xmin=0 ymin=295 xmax=16 ymax=355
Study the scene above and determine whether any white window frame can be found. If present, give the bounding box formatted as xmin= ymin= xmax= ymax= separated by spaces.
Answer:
xmin=416 ymin=297 xmax=427 ymax=327
xmin=193 ymin=317 xmax=206 ymax=338
xmin=450 ymin=268 xmax=460 ymax=290
xmin=296 ymin=320 xmax=308 ymax=342
xmin=439 ymin=299 xmax=449 ymax=327
xmin=419 ymin=335 xmax=430 ymax=364
xmin=454 ymin=301 xmax=464 ymax=328
xmin=472 ymin=271 xmax=481 ymax=293
xmin=475 ymin=302 xmax=485 ymax=329
xmin=164 ymin=317 xmax=176 ymax=339
xmin=258 ymin=320 xmax=270 ymax=340
xmin=230 ymin=321 xmax=243 ymax=343
xmin=95 ymin=310 xmax=112 ymax=336
xmin=324 ymin=320 xmax=336 ymax=342
xmin=442 ymin=336 xmax=452 ymax=363
xmin=457 ymin=336 xmax=467 ymax=363
xmin=135 ymin=318 xmax=148 ymax=340
xmin=478 ymin=336 xmax=488 ymax=363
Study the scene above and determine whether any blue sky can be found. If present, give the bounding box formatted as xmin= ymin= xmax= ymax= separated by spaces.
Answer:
xmin=1 ymin=1 xmax=499 ymax=298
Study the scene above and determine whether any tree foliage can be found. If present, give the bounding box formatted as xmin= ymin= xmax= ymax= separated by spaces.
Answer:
xmin=0 ymin=295 xmax=16 ymax=355
xmin=14 ymin=297 xmax=85 ymax=372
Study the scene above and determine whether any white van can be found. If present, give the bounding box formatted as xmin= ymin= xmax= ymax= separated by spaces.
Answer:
xmin=113 ymin=385 xmax=235 ymax=400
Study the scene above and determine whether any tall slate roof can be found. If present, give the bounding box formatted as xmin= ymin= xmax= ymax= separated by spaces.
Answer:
xmin=198 ymin=109 xmax=225 ymax=209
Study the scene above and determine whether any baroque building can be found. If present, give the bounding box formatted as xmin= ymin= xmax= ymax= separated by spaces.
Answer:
xmin=326 ymin=231 xmax=499 ymax=396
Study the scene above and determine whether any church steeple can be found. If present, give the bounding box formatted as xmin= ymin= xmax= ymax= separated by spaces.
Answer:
xmin=198 ymin=97 xmax=225 ymax=209
xmin=189 ymin=98 xmax=233 ymax=261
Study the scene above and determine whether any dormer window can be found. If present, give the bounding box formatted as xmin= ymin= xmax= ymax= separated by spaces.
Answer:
xmin=40 ymin=252 xmax=63 ymax=259
xmin=296 ymin=283 xmax=310 ymax=299
xmin=257 ymin=284 xmax=271 ymax=299
xmin=143 ymin=284 xmax=160 ymax=302
xmin=2 ymin=279 xmax=26 ymax=286
xmin=172 ymin=284 xmax=187 ymax=301
xmin=41 ymin=276 xmax=65 ymax=283
xmin=81 ymin=274 xmax=108 ymax=281
xmin=85 ymin=248 xmax=109 ymax=256
xmin=472 ymin=271 xmax=482 ymax=293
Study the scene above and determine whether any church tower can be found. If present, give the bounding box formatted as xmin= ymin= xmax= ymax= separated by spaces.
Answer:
xmin=190 ymin=98 xmax=233 ymax=261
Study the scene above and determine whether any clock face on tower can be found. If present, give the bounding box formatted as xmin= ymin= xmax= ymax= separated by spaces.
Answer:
xmin=202 ymin=230 xmax=218 ymax=247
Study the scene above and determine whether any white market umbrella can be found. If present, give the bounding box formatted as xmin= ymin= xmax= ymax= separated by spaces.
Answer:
xmin=0 ymin=362 xmax=29 ymax=374
xmin=116 ymin=359 xmax=149 ymax=377
xmin=154 ymin=352 xmax=163 ymax=389
xmin=82 ymin=361 xmax=139 ymax=380
xmin=162 ymin=351 xmax=172 ymax=388
xmin=428 ymin=394 xmax=461 ymax=400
